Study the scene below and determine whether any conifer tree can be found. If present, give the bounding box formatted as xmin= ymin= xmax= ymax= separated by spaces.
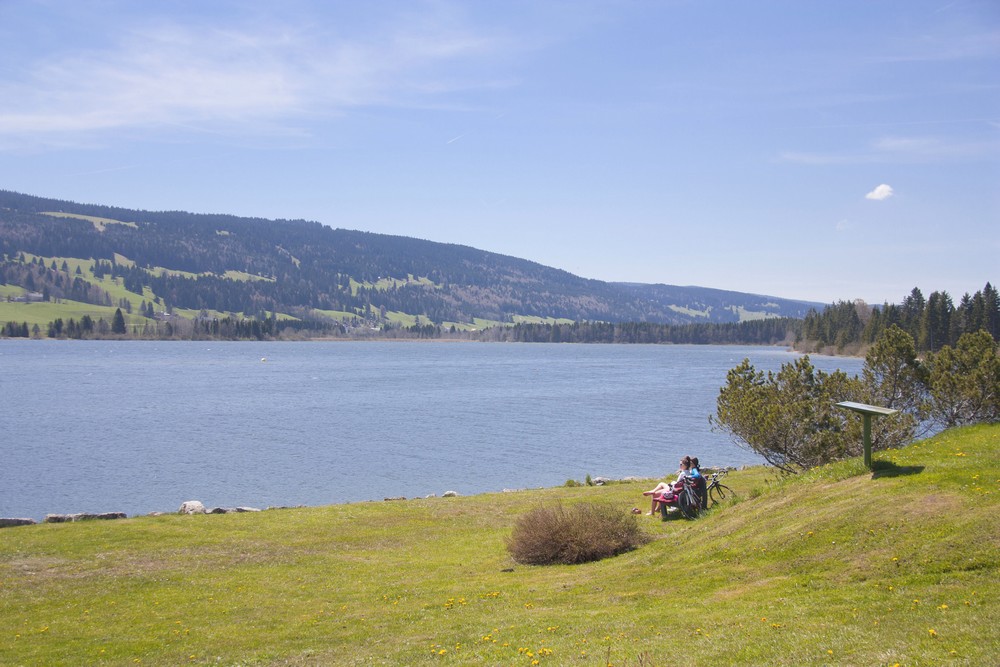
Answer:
xmin=111 ymin=307 xmax=127 ymax=334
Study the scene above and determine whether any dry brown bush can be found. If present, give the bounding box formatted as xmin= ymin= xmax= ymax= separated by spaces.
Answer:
xmin=506 ymin=502 xmax=650 ymax=565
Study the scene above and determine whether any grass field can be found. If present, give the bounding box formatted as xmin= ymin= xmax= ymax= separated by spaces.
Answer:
xmin=41 ymin=211 xmax=138 ymax=232
xmin=1 ymin=253 xmax=283 ymax=329
xmin=1 ymin=426 xmax=997 ymax=665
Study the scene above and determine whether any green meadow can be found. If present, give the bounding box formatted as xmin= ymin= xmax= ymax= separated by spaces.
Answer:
xmin=1 ymin=253 xmax=280 ymax=329
xmin=1 ymin=425 xmax=997 ymax=665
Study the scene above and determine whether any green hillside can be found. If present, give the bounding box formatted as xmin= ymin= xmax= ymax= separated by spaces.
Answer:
xmin=1 ymin=189 xmax=821 ymax=336
xmin=1 ymin=425 xmax=997 ymax=665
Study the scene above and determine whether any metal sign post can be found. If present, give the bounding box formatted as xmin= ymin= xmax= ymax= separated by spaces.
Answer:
xmin=835 ymin=401 xmax=899 ymax=469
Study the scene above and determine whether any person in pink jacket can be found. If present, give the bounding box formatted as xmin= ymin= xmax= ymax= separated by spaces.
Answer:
xmin=642 ymin=456 xmax=693 ymax=515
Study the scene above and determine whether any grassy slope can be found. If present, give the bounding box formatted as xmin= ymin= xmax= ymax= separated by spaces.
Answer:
xmin=0 ymin=425 xmax=997 ymax=666
xmin=0 ymin=254 xmax=273 ymax=328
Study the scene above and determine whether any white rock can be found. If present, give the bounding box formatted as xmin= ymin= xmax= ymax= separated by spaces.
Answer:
xmin=442 ymin=490 xmax=459 ymax=497
xmin=179 ymin=500 xmax=207 ymax=515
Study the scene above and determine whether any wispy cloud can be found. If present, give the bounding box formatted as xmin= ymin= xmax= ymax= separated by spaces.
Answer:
xmin=865 ymin=184 xmax=894 ymax=200
xmin=779 ymin=133 xmax=1000 ymax=165
xmin=0 ymin=12 xmax=508 ymax=150
xmin=874 ymin=28 xmax=1000 ymax=63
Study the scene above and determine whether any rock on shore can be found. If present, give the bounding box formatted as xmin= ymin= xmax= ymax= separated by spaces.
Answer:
xmin=43 ymin=512 xmax=127 ymax=523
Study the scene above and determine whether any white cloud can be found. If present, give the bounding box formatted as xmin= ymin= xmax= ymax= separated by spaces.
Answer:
xmin=0 ymin=13 xmax=508 ymax=150
xmin=865 ymin=184 xmax=894 ymax=201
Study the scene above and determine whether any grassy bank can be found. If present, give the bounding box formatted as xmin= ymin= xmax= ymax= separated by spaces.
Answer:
xmin=1 ymin=425 xmax=997 ymax=665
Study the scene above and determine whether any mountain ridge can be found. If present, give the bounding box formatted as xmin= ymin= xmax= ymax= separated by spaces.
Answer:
xmin=0 ymin=189 xmax=822 ymax=328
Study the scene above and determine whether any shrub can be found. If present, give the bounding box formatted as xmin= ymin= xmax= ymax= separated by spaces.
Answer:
xmin=507 ymin=502 xmax=650 ymax=565
xmin=711 ymin=326 xmax=931 ymax=474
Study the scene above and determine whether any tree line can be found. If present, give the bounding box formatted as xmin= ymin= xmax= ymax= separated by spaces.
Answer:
xmin=798 ymin=283 xmax=1000 ymax=354
xmin=472 ymin=318 xmax=799 ymax=345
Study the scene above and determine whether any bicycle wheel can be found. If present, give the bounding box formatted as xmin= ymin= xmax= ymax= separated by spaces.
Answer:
xmin=709 ymin=484 xmax=733 ymax=507
xmin=678 ymin=487 xmax=699 ymax=519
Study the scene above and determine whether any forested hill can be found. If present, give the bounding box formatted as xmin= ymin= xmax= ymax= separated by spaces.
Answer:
xmin=0 ymin=189 xmax=819 ymax=329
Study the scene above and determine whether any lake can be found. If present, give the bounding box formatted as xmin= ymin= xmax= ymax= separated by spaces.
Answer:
xmin=0 ymin=340 xmax=864 ymax=520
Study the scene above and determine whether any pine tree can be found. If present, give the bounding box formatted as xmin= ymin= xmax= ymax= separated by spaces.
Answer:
xmin=983 ymin=282 xmax=1000 ymax=340
xmin=112 ymin=308 xmax=127 ymax=334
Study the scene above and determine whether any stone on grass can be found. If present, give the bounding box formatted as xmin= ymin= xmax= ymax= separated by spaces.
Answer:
xmin=0 ymin=518 xmax=36 ymax=528
xmin=442 ymin=490 xmax=459 ymax=497
xmin=209 ymin=506 xmax=263 ymax=514
xmin=44 ymin=512 xmax=125 ymax=523
xmin=179 ymin=500 xmax=207 ymax=515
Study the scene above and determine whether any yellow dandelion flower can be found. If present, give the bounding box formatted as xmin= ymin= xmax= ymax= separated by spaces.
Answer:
xmin=939 ymin=604 xmax=948 ymax=610
xmin=928 ymin=628 xmax=938 ymax=638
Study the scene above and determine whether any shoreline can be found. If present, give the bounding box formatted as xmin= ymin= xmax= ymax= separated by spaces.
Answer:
xmin=2 ymin=468 xmax=750 ymax=526
xmin=1 ymin=474 xmax=675 ymax=527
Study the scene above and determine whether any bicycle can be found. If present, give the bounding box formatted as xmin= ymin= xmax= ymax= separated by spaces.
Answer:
xmin=705 ymin=469 xmax=734 ymax=507
xmin=676 ymin=477 xmax=701 ymax=519
xmin=658 ymin=477 xmax=702 ymax=520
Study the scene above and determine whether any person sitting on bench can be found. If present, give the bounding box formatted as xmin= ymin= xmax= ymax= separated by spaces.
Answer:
xmin=642 ymin=456 xmax=693 ymax=515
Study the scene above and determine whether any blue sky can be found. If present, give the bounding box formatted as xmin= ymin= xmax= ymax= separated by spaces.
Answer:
xmin=0 ymin=0 xmax=996 ymax=304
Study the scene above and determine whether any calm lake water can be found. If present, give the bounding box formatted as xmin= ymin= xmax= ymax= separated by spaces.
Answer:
xmin=1 ymin=340 xmax=864 ymax=520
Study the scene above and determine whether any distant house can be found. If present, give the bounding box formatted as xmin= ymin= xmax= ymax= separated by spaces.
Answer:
xmin=9 ymin=291 xmax=44 ymax=303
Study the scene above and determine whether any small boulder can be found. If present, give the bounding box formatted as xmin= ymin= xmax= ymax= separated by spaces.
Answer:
xmin=50 ymin=512 xmax=126 ymax=521
xmin=442 ymin=490 xmax=459 ymax=497
xmin=0 ymin=518 xmax=36 ymax=528
xmin=179 ymin=500 xmax=207 ymax=515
